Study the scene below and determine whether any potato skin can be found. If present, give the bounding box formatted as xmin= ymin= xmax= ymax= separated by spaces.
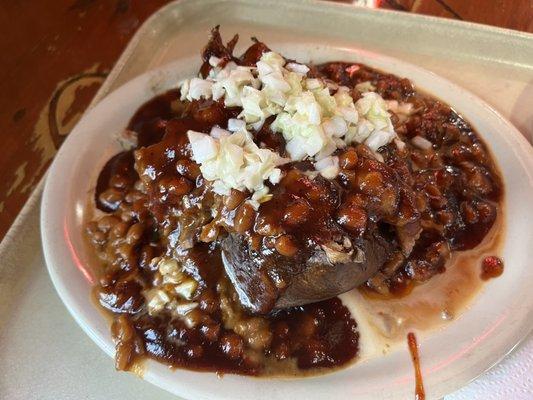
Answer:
xmin=221 ymin=231 xmax=392 ymax=314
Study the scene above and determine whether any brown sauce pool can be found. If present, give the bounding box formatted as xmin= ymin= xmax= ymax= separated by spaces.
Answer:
xmin=348 ymin=212 xmax=504 ymax=349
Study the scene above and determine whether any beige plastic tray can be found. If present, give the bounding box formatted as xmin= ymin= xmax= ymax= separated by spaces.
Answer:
xmin=1 ymin=1 xmax=532 ymax=399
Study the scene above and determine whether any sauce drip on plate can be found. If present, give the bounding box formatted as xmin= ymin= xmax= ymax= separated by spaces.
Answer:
xmin=407 ymin=332 xmax=425 ymax=400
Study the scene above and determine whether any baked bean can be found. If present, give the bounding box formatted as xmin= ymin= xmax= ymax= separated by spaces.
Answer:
xmin=234 ymin=203 xmax=255 ymax=233
xmin=200 ymin=323 xmax=221 ymax=342
xmin=461 ymin=202 xmax=479 ymax=224
xmin=133 ymin=180 xmax=145 ymax=192
xmin=304 ymin=181 xmax=330 ymax=203
xmin=280 ymin=169 xmax=302 ymax=188
xmin=476 ymin=201 xmax=495 ymax=222
xmin=200 ymin=222 xmax=219 ymax=242
xmin=117 ymin=243 xmax=133 ymax=260
xmin=99 ymin=188 xmax=124 ymax=210
xmin=90 ymin=230 xmax=107 ymax=246
xmin=132 ymin=198 xmax=150 ymax=223
xmin=249 ymin=234 xmax=262 ymax=251
xmin=273 ymin=341 xmax=290 ymax=360
xmin=114 ymin=340 xmax=133 ymax=371
xmin=338 ymin=169 xmax=357 ymax=188
xmin=481 ymin=256 xmax=504 ymax=280
xmin=283 ymin=199 xmax=310 ymax=226
xmin=119 ymin=204 xmax=134 ymax=222
xmin=469 ymin=169 xmax=492 ymax=195
xmin=443 ymin=124 xmax=461 ymax=142
xmin=429 ymin=195 xmax=447 ymax=210
xmin=198 ymin=289 xmax=218 ymax=314
xmin=219 ymin=332 xmax=244 ymax=360
xmin=86 ymin=221 xmax=99 ymax=236
xmin=124 ymin=190 xmax=145 ymax=204
xmin=126 ymin=223 xmax=144 ymax=245
xmin=336 ymin=203 xmax=367 ymax=234
xmin=470 ymin=143 xmax=488 ymax=164
xmin=254 ymin=214 xmax=284 ymax=236
xmin=186 ymin=345 xmax=204 ymax=359
xmin=158 ymin=176 xmax=193 ymax=197
xmin=272 ymin=321 xmax=290 ymax=340
xmin=339 ymin=147 xmax=358 ymax=170
xmin=139 ymin=245 xmax=155 ymax=270
xmin=97 ymin=215 xmax=121 ymax=233
xmin=298 ymin=339 xmax=327 ymax=368
xmin=448 ymin=143 xmax=471 ymax=162
xmin=436 ymin=210 xmax=454 ymax=226
xmin=425 ymin=184 xmax=441 ymax=198
xmin=176 ymin=158 xmax=201 ymax=181
xmin=355 ymin=144 xmax=376 ymax=159
xmin=415 ymin=193 xmax=429 ymax=213
xmin=296 ymin=314 xmax=318 ymax=337
xmin=378 ymin=187 xmax=398 ymax=216
xmin=112 ymin=315 xmax=135 ymax=342
xmin=110 ymin=221 xmax=130 ymax=239
xmin=234 ymin=317 xmax=272 ymax=351
xmin=109 ymin=174 xmax=129 ymax=189
xmin=224 ymin=189 xmax=247 ymax=211
xmin=357 ymin=171 xmax=385 ymax=196
xmin=410 ymin=150 xmax=429 ymax=168
xmin=275 ymin=235 xmax=299 ymax=257
xmin=193 ymin=102 xmax=226 ymax=126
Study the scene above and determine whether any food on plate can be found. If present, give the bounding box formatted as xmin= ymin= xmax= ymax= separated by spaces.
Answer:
xmin=85 ymin=27 xmax=503 ymax=375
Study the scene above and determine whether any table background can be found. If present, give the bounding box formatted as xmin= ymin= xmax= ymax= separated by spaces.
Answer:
xmin=0 ymin=0 xmax=532 ymax=241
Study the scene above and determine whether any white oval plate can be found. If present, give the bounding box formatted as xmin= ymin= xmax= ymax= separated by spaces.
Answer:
xmin=41 ymin=45 xmax=533 ymax=400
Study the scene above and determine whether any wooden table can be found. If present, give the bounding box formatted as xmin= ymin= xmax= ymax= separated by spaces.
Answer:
xmin=0 ymin=0 xmax=531 ymax=241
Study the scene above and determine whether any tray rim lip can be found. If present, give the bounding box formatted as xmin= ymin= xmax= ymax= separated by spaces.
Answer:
xmin=97 ymin=0 xmax=533 ymax=110
xmin=2 ymin=0 xmax=530 ymax=397
xmin=40 ymin=44 xmax=533 ymax=400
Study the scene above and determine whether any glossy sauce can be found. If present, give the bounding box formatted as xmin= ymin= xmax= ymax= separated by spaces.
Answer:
xmin=85 ymin=29 xmax=505 ymax=377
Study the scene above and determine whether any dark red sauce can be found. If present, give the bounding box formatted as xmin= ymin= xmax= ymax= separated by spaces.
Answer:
xmin=481 ymin=256 xmax=504 ymax=280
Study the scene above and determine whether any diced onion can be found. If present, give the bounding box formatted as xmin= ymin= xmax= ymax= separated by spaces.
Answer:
xmin=210 ymin=126 xmax=231 ymax=139
xmin=286 ymin=62 xmax=310 ymax=75
xmin=227 ymin=118 xmax=246 ymax=132
xmin=315 ymin=156 xmax=340 ymax=179
xmin=209 ymin=56 xmax=222 ymax=67
xmin=188 ymin=131 xmax=218 ymax=163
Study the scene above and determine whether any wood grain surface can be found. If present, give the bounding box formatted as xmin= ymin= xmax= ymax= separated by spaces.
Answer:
xmin=0 ymin=0 xmax=531 ymax=241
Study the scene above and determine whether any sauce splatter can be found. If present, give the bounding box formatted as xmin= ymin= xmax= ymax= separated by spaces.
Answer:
xmin=407 ymin=332 xmax=425 ymax=400
xmin=481 ymin=256 xmax=504 ymax=280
